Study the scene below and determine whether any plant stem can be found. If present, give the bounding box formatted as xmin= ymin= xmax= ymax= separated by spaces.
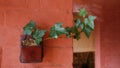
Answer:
xmin=80 ymin=30 xmax=83 ymax=33
xmin=43 ymin=37 xmax=52 ymax=41
xmin=43 ymin=36 xmax=72 ymax=41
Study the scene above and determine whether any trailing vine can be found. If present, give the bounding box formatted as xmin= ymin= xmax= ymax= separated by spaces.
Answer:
xmin=22 ymin=8 xmax=96 ymax=46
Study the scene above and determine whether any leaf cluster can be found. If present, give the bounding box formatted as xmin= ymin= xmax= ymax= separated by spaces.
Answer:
xmin=49 ymin=22 xmax=69 ymax=38
xmin=71 ymin=8 xmax=96 ymax=40
xmin=23 ymin=8 xmax=96 ymax=46
xmin=23 ymin=21 xmax=46 ymax=45
xmin=49 ymin=8 xmax=96 ymax=40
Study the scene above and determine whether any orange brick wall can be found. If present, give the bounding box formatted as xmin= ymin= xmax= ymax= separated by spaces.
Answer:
xmin=0 ymin=0 xmax=73 ymax=68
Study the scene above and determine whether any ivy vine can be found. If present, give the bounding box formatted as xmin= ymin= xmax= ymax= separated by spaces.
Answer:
xmin=22 ymin=8 xmax=96 ymax=46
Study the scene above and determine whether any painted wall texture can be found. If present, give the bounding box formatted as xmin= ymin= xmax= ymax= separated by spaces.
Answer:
xmin=0 ymin=0 xmax=120 ymax=68
xmin=73 ymin=32 xmax=95 ymax=52
xmin=0 ymin=0 xmax=73 ymax=68
xmin=73 ymin=0 xmax=120 ymax=68
xmin=73 ymin=0 xmax=102 ymax=68
xmin=101 ymin=0 xmax=120 ymax=68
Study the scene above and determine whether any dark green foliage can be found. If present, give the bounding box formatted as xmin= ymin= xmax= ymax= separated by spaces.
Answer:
xmin=83 ymin=26 xmax=92 ymax=38
xmin=33 ymin=29 xmax=46 ymax=45
xmin=66 ymin=8 xmax=96 ymax=39
xmin=74 ymin=19 xmax=84 ymax=29
xmin=83 ymin=15 xmax=96 ymax=38
xmin=78 ymin=8 xmax=88 ymax=18
xmin=23 ymin=21 xmax=36 ymax=35
xmin=23 ymin=8 xmax=96 ymax=45
xmin=85 ymin=15 xmax=96 ymax=30
xmin=49 ymin=23 xmax=68 ymax=38
xmin=23 ymin=21 xmax=46 ymax=45
xmin=65 ymin=26 xmax=80 ymax=40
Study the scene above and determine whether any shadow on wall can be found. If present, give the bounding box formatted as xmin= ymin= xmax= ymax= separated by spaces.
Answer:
xmin=0 ymin=47 xmax=2 ymax=68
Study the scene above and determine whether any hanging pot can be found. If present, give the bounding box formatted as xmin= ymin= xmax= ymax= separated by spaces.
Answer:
xmin=20 ymin=35 xmax=43 ymax=63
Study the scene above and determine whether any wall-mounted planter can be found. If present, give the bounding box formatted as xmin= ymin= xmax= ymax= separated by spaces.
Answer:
xmin=20 ymin=35 xmax=43 ymax=63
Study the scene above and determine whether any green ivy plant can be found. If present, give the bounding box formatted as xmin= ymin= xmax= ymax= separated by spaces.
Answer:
xmin=49 ymin=8 xmax=96 ymax=40
xmin=72 ymin=8 xmax=95 ymax=40
xmin=23 ymin=21 xmax=46 ymax=46
xmin=49 ymin=22 xmax=69 ymax=38
xmin=22 ymin=8 xmax=96 ymax=46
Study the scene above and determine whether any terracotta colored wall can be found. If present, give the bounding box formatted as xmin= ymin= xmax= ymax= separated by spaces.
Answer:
xmin=73 ymin=32 xmax=95 ymax=52
xmin=0 ymin=47 xmax=2 ymax=67
xmin=73 ymin=0 xmax=120 ymax=68
xmin=101 ymin=0 xmax=120 ymax=68
xmin=73 ymin=0 xmax=102 ymax=68
xmin=0 ymin=0 xmax=73 ymax=68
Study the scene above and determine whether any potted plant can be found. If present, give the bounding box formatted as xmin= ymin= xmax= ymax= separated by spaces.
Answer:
xmin=20 ymin=8 xmax=96 ymax=63
xmin=20 ymin=21 xmax=46 ymax=63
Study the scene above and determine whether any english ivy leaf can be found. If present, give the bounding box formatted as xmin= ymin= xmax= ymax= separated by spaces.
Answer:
xmin=35 ymin=38 xmax=42 ymax=45
xmin=65 ymin=27 xmax=72 ymax=38
xmin=78 ymin=8 xmax=88 ymax=18
xmin=33 ymin=29 xmax=46 ymax=39
xmin=74 ymin=19 xmax=84 ymax=29
xmin=71 ymin=27 xmax=80 ymax=40
xmin=50 ymin=22 xmax=68 ymax=38
xmin=85 ymin=15 xmax=96 ymax=30
xmin=23 ymin=21 xmax=36 ymax=35
xmin=39 ymin=30 xmax=46 ymax=37
xmin=74 ymin=19 xmax=81 ymax=28
xmin=54 ymin=23 xmax=68 ymax=34
xmin=50 ymin=31 xmax=58 ymax=38
xmin=79 ymin=23 xmax=84 ymax=29
xmin=33 ymin=29 xmax=46 ymax=45
xmin=23 ymin=21 xmax=36 ymax=30
xmin=66 ymin=26 xmax=81 ymax=40
xmin=83 ymin=27 xmax=91 ymax=38
xmin=23 ymin=28 xmax=32 ymax=35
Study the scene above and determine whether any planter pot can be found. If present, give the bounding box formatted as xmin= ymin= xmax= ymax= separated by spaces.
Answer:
xmin=20 ymin=35 xmax=43 ymax=63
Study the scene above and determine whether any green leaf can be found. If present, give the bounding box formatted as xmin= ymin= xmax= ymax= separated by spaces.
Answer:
xmin=74 ymin=19 xmax=81 ymax=28
xmin=65 ymin=27 xmax=72 ymax=38
xmin=65 ymin=26 xmax=81 ymax=40
xmin=50 ymin=22 xmax=68 ymax=38
xmin=85 ymin=15 xmax=96 ymax=30
xmin=23 ymin=28 xmax=32 ymax=35
xmin=50 ymin=31 xmax=58 ymax=38
xmin=33 ymin=29 xmax=46 ymax=45
xmin=35 ymin=38 xmax=42 ymax=45
xmin=23 ymin=21 xmax=36 ymax=35
xmin=74 ymin=19 xmax=84 ymax=29
xmin=83 ymin=27 xmax=91 ymax=38
xmin=38 ymin=30 xmax=47 ymax=37
xmin=78 ymin=8 xmax=88 ymax=17
xmin=33 ymin=29 xmax=46 ymax=38
xmin=71 ymin=27 xmax=80 ymax=40
xmin=23 ymin=21 xmax=36 ymax=30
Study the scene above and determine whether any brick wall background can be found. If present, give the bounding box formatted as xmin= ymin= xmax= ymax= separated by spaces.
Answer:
xmin=0 ymin=0 xmax=73 ymax=68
